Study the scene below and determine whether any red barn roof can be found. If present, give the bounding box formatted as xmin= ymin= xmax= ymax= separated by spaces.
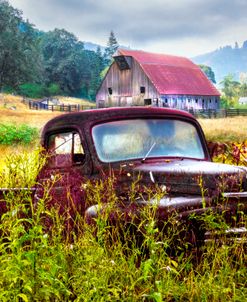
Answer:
xmin=117 ymin=49 xmax=220 ymax=96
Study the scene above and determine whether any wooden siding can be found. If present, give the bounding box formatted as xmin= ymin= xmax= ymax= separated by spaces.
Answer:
xmin=160 ymin=95 xmax=220 ymax=110
xmin=96 ymin=62 xmax=132 ymax=107
xmin=96 ymin=59 xmax=159 ymax=107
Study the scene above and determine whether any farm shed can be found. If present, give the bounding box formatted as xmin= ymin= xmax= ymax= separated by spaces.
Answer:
xmin=96 ymin=49 xmax=221 ymax=110
xmin=239 ymin=97 xmax=247 ymax=105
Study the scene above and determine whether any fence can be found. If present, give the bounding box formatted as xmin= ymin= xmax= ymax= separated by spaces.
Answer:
xmin=24 ymin=99 xmax=95 ymax=112
xmin=187 ymin=108 xmax=247 ymax=118
xmin=23 ymin=98 xmax=247 ymax=117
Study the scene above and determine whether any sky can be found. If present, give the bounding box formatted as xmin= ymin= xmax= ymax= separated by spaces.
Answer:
xmin=7 ymin=0 xmax=247 ymax=58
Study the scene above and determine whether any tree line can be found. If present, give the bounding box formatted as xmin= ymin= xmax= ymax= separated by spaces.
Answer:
xmin=0 ymin=0 xmax=118 ymax=100
xmin=219 ymin=74 xmax=247 ymax=108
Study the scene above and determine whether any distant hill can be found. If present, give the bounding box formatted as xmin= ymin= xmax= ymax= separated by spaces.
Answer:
xmin=192 ymin=41 xmax=247 ymax=83
xmin=83 ymin=41 xmax=129 ymax=52
xmin=83 ymin=41 xmax=105 ymax=52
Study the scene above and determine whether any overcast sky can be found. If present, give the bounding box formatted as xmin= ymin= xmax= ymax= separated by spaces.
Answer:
xmin=8 ymin=0 xmax=247 ymax=57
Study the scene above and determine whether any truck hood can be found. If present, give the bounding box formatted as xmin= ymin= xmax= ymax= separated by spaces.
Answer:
xmin=131 ymin=159 xmax=247 ymax=195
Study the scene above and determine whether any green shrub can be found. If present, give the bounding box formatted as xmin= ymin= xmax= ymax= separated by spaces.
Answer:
xmin=0 ymin=123 xmax=39 ymax=145
xmin=17 ymin=83 xmax=61 ymax=98
xmin=2 ymin=86 xmax=15 ymax=94
xmin=18 ymin=83 xmax=47 ymax=98
xmin=47 ymin=83 xmax=61 ymax=96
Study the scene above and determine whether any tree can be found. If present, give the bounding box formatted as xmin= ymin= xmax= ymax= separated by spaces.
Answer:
xmin=0 ymin=1 xmax=105 ymax=99
xmin=40 ymin=29 xmax=86 ymax=95
xmin=198 ymin=64 xmax=216 ymax=83
xmin=87 ymin=46 xmax=104 ymax=99
xmin=103 ymin=31 xmax=119 ymax=66
xmin=239 ymin=73 xmax=247 ymax=96
xmin=40 ymin=29 xmax=105 ymax=99
xmin=0 ymin=0 xmax=42 ymax=90
xmin=220 ymin=74 xmax=240 ymax=98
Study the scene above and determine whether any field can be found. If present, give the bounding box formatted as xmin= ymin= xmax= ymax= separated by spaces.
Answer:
xmin=0 ymin=98 xmax=246 ymax=301
xmin=198 ymin=116 xmax=247 ymax=142
xmin=1 ymin=93 xmax=247 ymax=141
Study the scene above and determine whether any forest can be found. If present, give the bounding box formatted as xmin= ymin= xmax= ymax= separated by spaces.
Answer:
xmin=0 ymin=0 xmax=118 ymax=100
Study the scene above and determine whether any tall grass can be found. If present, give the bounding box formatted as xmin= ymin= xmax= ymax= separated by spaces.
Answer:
xmin=0 ymin=110 xmax=246 ymax=300
xmin=0 ymin=151 xmax=246 ymax=301
xmin=198 ymin=116 xmax=247 ymax=142
xmin=0 ymin=108 xmax=61 ymax=129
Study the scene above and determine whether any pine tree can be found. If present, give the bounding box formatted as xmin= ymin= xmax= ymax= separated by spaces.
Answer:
xmin=103 ymin=31 xmax=119 ymax=66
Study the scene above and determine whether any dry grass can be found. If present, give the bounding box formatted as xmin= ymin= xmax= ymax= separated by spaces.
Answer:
xmin=0 ymin=93 xmax=95 ymax=113
xmin=58 ymin=96 xmax=96 ymax=107
xmin=0 ymin=108 xmax=61 ymax=129
xmin=198 ymin=116 xmax=247 ymax=142
xmin=0 ymin=94 xmax=27 ymax=111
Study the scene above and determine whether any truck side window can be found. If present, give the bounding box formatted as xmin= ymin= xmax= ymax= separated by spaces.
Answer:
xmin=48 ymin=131 xmax=85 ymax=167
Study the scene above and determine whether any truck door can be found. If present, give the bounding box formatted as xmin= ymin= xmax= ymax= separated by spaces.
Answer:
xmin=38 ymin=129 xmax=92 ymax=223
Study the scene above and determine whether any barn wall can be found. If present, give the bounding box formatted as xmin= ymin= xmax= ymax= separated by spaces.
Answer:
xmin=160 ymin=95 xmax=220 ymax=110
xmin=131 ymin=59 xmax=159 ymax=106
xmin=96 ymin=59 xmax=159 ymax=107
xmin=96 ymin=62 xmax=132 ymax=107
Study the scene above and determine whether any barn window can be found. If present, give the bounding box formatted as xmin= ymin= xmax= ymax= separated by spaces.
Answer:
xmin=108 ymin=87 xmax=112 ymax=95
xmin=144 ymin=99 xmax=152 ymax=106
xmin=154 ymin=98 xmax=159 ymax=106
xmin=140 ymin=86 xmax=145 ymax=94
xmin=163 ymin=99 xmax=168 ymax=107
xmin=114 ymin=55 xmax=131 ymax=70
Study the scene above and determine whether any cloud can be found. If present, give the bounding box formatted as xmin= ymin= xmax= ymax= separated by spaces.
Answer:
xmin=8 ymin=0 xmax=247 ymax=56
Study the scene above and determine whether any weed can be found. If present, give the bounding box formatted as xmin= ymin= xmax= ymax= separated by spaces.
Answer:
xmin=0 ymin=123 xmax=38 ymax=146
xmin=0 ymin=149 xmax=246 ymax=301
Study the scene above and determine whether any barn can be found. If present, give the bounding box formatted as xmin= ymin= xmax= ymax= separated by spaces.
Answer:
xmin=96 ymin=49 xmax=220 ymax=110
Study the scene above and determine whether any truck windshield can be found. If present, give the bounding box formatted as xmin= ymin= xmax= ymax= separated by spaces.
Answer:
xmin=92 ymin=119 xmax=205 ymax=163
